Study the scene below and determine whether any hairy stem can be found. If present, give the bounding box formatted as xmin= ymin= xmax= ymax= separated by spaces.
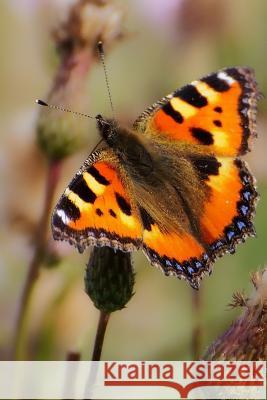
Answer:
xmin=91 ymin=311 xmax=110 ymax=361
xmin=192 ymin=290 xmax=202 ymax=359
xmin=13 ymin=160 xmax=61 ymax=359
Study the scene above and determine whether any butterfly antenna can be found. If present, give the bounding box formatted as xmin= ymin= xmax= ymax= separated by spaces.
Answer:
xmin=97 ymin=41 xmax=115 ymax=119
xmin=36 ymin=99 xmax=97 ymax=121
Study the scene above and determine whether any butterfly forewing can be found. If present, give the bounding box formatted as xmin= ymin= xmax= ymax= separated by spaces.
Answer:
xmin=52 ymin=150 xmax=143 ymax=253
xmin=134 ymin=67 xmax=259 ymax=156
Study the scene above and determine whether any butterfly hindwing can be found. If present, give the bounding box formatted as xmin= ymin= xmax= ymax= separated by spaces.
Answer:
xmin=134 ymin=67 xmax=259 ymax=156
xmin=199 ymin=157 xmax=257 ymax=251
xmin=140 ymin=156 xmax=258 ymax=289
xmin=141 ymin=222 xmax=207 ymax=289
xmin=52 ymin=150 xmax=143 ymax=253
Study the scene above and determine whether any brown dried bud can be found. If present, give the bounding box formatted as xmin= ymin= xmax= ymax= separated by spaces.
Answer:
xmin=37 ymin=0 xmax=124 ymax=160
xmin=204 ymin=267 xmax=267 ymax=361
xmin=53 ymin=0 xmax=124 ymax=56
xmin=85 ymin=247 xmax=135 ymax=313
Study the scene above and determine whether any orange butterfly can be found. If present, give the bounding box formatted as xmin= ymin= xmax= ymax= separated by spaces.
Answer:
xmin=52 ymin=67 xmax=260 ymax=289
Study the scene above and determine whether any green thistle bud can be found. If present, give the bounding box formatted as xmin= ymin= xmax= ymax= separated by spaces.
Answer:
xmin=37 ymin=106 xmax=89 ymax=160
xmin=85 ymin=247 xmax=135 ymax=313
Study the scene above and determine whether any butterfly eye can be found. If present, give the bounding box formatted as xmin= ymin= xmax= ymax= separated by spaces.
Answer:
xmin=96 ymin=114 xmax=104 ymax=125
xmin=96 ymin=114 xmax=106 ymax=133
xmin=96 ymin=116 xmax=114 ymax=142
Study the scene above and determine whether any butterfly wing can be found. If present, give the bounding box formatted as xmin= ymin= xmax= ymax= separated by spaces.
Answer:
xmin=134 ymin=67 xmax=259 ymax=287
xmin=52 ymin=67 xmax=259 ymax=288
xmin=141 ymin=220 xmax=207 ymax=289
xmin=52 ymin=149 xmax=143 ymax=253
xmin=140 ymin=156 xmax=257 ymax=289
xmin=199 ymin=157 xmax=257 ymax=249
xmin=134 ymin=67 xmax=259 ymax=156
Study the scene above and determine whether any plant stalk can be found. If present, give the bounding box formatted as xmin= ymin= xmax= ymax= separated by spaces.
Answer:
xmin=192 ymin=290 xmax=202 ymax=360
xmin=13 ymin=159 xmax=61 ymax=359
xmin=91 ymin=311 xmax=110 ymax=361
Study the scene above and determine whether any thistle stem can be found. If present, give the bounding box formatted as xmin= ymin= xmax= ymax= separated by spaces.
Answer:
xmin=192 ymin=290 xmax=202 ymax=360
xmin=13 ymin=160 xmax=61 ymax=359
xmin=91 ymin=311 xmax=110 ymax=361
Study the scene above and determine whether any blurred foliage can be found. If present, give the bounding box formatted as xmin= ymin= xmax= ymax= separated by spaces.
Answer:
xmin=0 ymin=0 xmax=266 ymax=360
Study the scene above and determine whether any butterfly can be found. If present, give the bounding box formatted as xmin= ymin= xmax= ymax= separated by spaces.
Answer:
xmin=52 ymin=67 xmax=260 ymax=289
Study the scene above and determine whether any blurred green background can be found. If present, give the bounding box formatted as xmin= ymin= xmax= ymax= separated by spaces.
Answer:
xmin=0 ymin=0 xmax=266 ymax=360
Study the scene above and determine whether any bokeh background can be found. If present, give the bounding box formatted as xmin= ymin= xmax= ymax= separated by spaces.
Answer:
xmin=0 ymin=0 xmax=267 ymax=360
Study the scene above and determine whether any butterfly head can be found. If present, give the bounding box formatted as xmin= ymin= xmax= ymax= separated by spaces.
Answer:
xmin=96 ymin=114 xmax=118 ymax=145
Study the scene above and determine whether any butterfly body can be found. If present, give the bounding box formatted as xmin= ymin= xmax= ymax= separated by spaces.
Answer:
xmin=98 ymin=118 xmax=155 ymax=179
xmin=97 ymin=116 xmax=211 ymax=239
xmin=52 ymin=67 xmax=260 ymax=288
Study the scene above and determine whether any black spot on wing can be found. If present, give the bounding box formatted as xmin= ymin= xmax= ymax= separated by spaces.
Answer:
xmin=175 ymin=85 xmax=208 ymax=108
xmin=162 ymin=102 xmax=184 ymax=123
xmin=214 ymin=106 xmax=223 ymax=113
xmin=59 ymin=196 xmax=81 ymax=220
xmin=190 ymin=156 xmax=221 ymax=181
xmin=213 ymin=120 xmax=222 ymax=127
xmin=69 ymin=175 xmax=97 ymax=204
xmin=190 ymin=127 xmax=214 ymax=145
xmin=139 ymin=207 xmax=154 ymax=231
xmin=224 ymin=67 xmax=247 ymax=82
xmin=96 ymin=208 xmax=103 ymax=216
xmin=115 ymin=193 xmax=132 ymax=216
xmin=202 ymin=74 xmax=230 ymax=92
xmin=109 ymin=209 xmax=117 ymax=218
xmin=87 ymin=165 xmax=109 ymax=185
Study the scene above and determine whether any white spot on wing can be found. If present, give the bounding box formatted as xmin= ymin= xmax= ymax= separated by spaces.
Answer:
xmin=217 ymin=71 xmax=235 ymax=85
xmin=57 ymin=209 xmax=70 ymax=225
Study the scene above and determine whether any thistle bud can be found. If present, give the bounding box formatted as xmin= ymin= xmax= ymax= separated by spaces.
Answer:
xmin=37 ymin=0 xmax=124 ymax=160
xmin=85 ymin=247 xmax=135 ymax=313
xmin=204 ymin=267 xmax=267 ymax=360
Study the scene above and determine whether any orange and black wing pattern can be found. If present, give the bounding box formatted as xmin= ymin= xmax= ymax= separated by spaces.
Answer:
xmin=140 ymin=157 xmax=258 ymax=289
xmin=134 ymin=67 xmax=259 ymax=156
xmin=52 ymin=67 xmax=260 ymax=288
xmin=140 ymin=210 xmax=207 ymax=289
xmin=134 ymin=67 xmax=260 ymax=288
xmin=52 ymin=150 xmax=143 ymax=253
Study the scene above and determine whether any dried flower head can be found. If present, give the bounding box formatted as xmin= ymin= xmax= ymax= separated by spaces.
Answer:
xmin=204 ymin=267 xmax=267 ymax=361
xmin=54 ymin=0 xmax=124 ymax=56
xmin=37 ymin=0 xmax=124 ymax=160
